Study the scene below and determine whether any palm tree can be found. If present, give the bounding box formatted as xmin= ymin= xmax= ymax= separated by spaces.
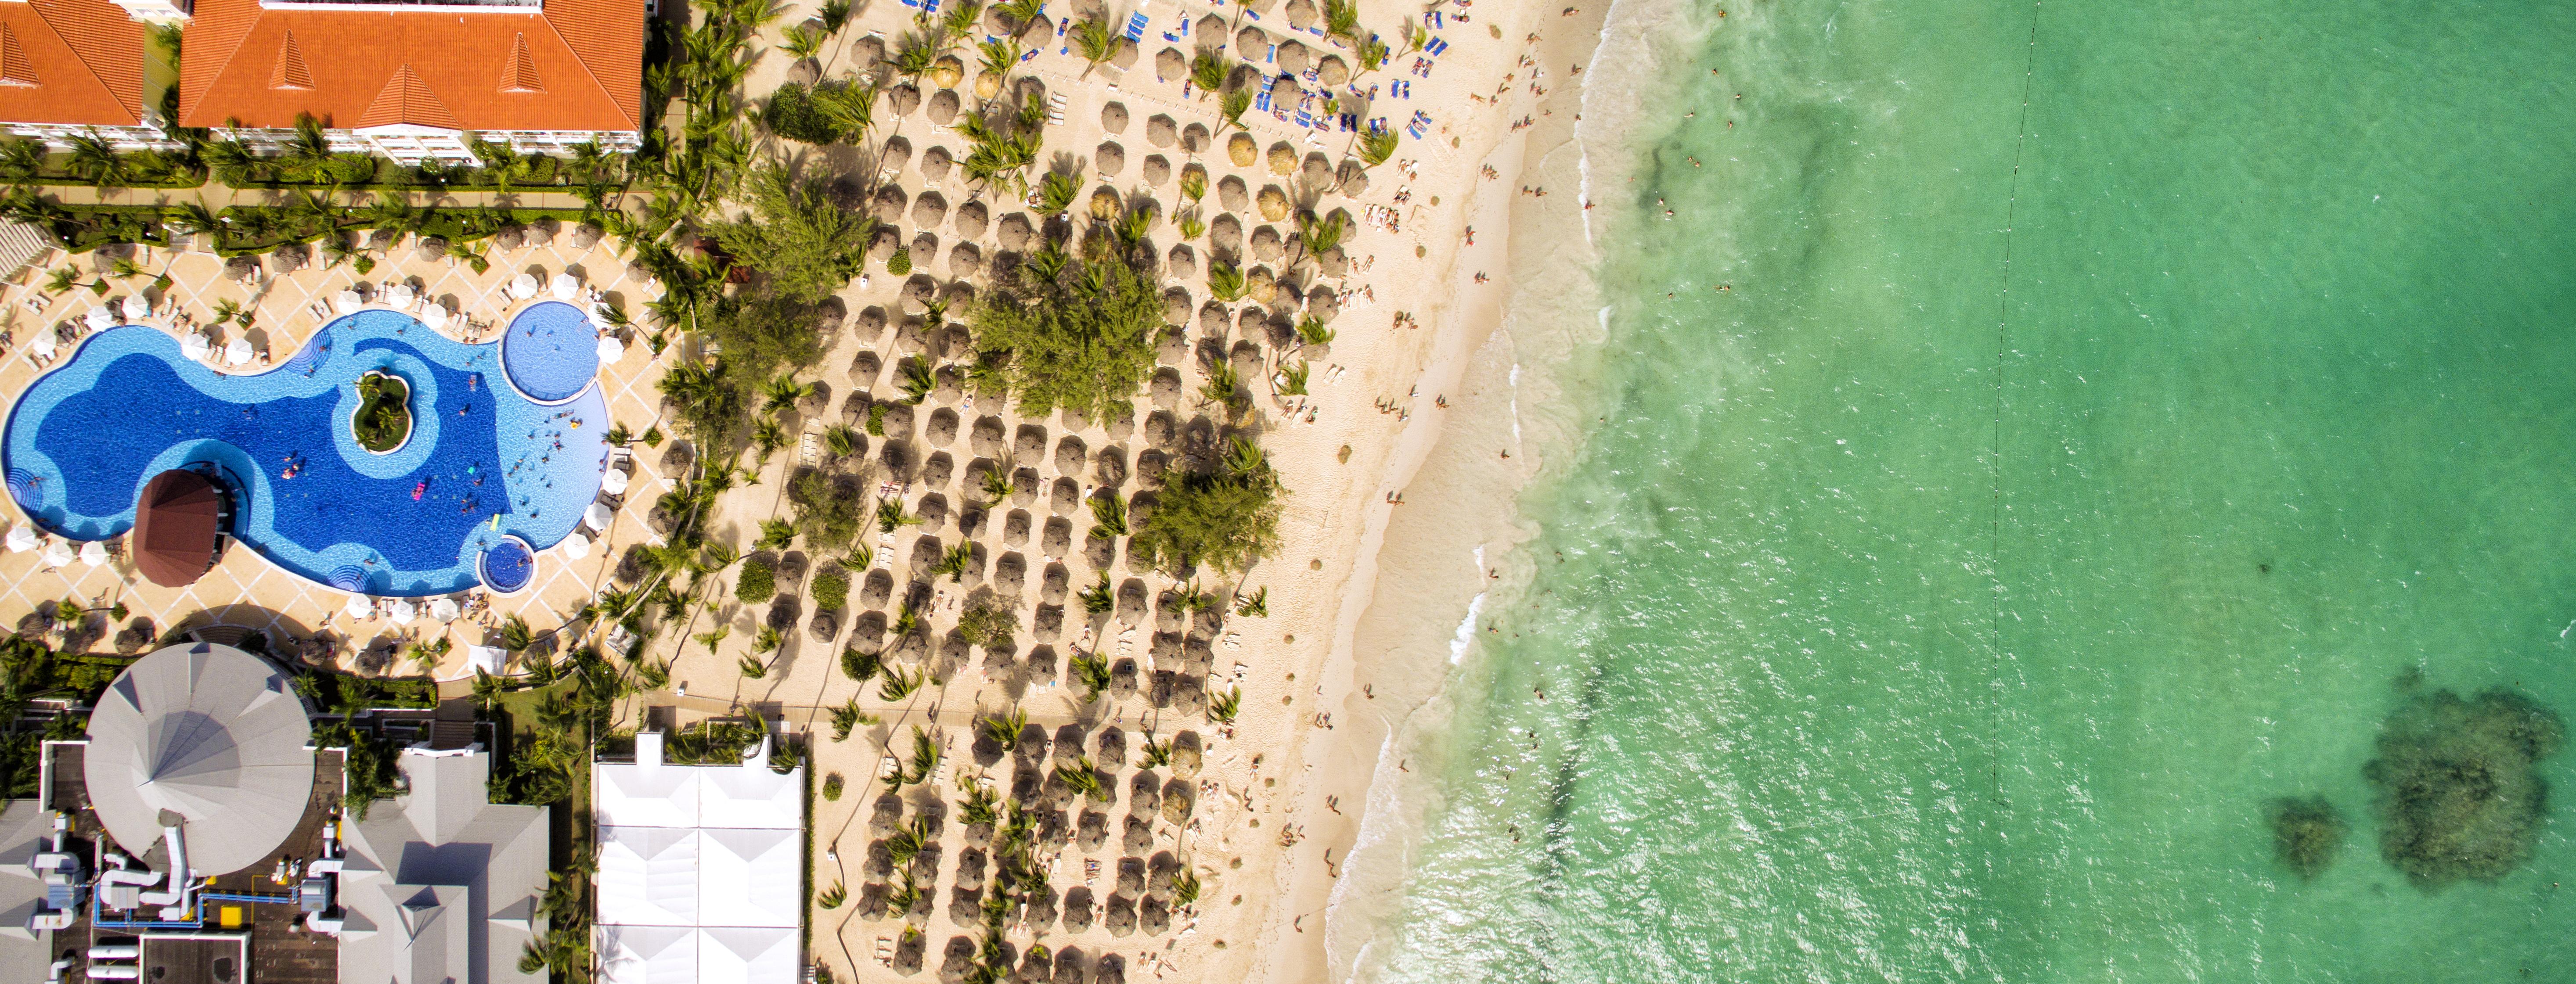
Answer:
xmin=1295 ymin=211 xmax=1347 ymax=262
xmin=66 ymin=132 xmax=130 ymax=191
xmin=758 ymin=518 xmax=797 ymax=550
xmin=751 ymin=418 xmax=789 ymax=463
xmin=1200 ymin=360 xmax=1242 ymax=406
xmin=878 ymin=665 xmax=926 ymax=702
xmin=1071 ymin=14 xmax=1117 ymax=77
xmin=1076 ymin=571 xmax=1114 ymax=615
xmin=737 ymin=654 xmax=770 ymax=678
xmin=1234 ymin=585 xmax=1269 ymax=618
xmin=1207 ymin=261 xmax=1246 ymax=302
xmin=499 ymin=614 xmax=535 ymax=654
xmin=1297 ymin=315 xmax=1336 ymax=348
xmin=1322 ymin=0 xmax=1361 ymax=43
xmin=1055 ymin=757 xmax=1103 ymax=799
xmin=978 ymin=467 xmax=1016 ymax=507
xmin=761 ymin=374 xmax=813 ymax=417
xmin=892 ymin=31 xmax=940 ymax=80
xmin=876 ymin=500 xmax=922 ymax=534
xmin=1276 ymin=360 xmax=1309 ymax=396
xmin=904 ymin=725 xmax=940 ymax=783
xmin=1190 ymin=51 xmax=1229 ymax=98
xmin=938 ymin=542 xmax=973 ymax=582
xmin=830 ymin=699 xmax=871 ymax=740
xmin=781 ymin=23 xmax=829 ymax=61
xmin=824 ymin=423 xmax=861 ymax=460
xmin=1208 ymin=685 xmax=1242 ymax=723
xmin=1088 ymin=494 xmax=1128 ymax=538
xmin=1359 ymin=128 xmax=1398 ymax=167
xmin=979 ymin=708 xmax=1027 ymax=749
xmin=1176 ymin=208 xmax=1207 ymax=241
xmin=1070 ymin=650 xmax=1111 ymax=701
xmin=1218 ymin=87 xmax=1253 ymax=135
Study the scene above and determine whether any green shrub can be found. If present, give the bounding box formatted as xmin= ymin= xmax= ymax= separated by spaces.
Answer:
xmin=886 ymin=248 xmax=912 ymax=276
xmin=812 ymin=567 xmax=850 ymax=611
xmin=735 ymin=560 xmax=777 ymax=603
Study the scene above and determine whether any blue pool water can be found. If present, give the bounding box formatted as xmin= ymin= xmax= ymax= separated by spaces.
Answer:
xmin=501 ymin=301 xmax=601 ymax=403
xmin=3 ymin=311 xmax=610 ymax=596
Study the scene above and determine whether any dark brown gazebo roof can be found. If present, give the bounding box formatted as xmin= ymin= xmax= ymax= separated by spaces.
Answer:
xmin=131 ymin=470 xmax=222 ymax=587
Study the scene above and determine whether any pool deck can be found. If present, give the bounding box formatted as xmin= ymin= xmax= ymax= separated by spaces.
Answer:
xmin=0 ymin=233 xmax=673 ymax=680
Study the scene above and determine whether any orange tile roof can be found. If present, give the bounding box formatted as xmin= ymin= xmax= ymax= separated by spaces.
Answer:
xmin=0 ymin=0 xmax=147 ymax=128
xmin=179 ymin=0 xmax=641 ymax=134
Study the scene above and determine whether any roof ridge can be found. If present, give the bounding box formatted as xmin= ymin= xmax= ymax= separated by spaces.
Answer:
xmin=22 ymin=0 xmax=136 ymax=118
xmin=183 ymin=0 xmax=270 ymax=125
xmin=535 ymin=6 xmax=634 ymax=130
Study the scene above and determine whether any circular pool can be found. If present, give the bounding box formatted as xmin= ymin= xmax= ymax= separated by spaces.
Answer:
xmin=498 ymin=301 xmax=599 ymax=403
xmin=480 ymin=535 xmax=536 ymax=593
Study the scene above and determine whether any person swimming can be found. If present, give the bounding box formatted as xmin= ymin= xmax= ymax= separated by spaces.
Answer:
xmin=412 ymin=480 xmax=428 ymax=501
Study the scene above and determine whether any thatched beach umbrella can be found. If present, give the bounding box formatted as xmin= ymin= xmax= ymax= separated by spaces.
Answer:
xmin=1235 ymin=26 xmax=1267 ymax=54
xmin=953 ymin=200 xmax=989 ymax=240
xmin=887 ymin=83 xmax=921 ymax=116
xmin=912 ymin=191 xmax=948 ymax=229
xmin=1095 ymin=141 xmax=1126 ymax=176
xmin=1319 ymin=54 xmax=1351 ymax=86
xmin=1156 ymin=47 xmax=1186 ymax=82
xmin=1278 ymin=40 xmax=1311 ymax=75
xmin=997 ymin=212 xmax=1032 ymax=251
xmin=926 ymin=88 xmax=960 ymax=125
xmin=1165 ymin=243 xmax=1196 ymax=280
xmin=1141 ymin=154 xmax=1171 ymax=187
xmin=1100 ymin=101 xmax=1129 ymax=133
xmin=1257 ymin=186 xmax=1290 ymax=221
xmin=1286 ymin=0 xmax=1319 ymax=28
xmin=919 ymin=144 xmax=952 ymax=183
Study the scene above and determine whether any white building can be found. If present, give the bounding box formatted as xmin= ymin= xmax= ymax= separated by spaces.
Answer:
xmin=593 ymin=732 xmax=806 ymax=984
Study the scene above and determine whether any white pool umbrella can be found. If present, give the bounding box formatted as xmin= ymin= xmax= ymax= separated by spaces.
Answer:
xmin=342 ymin=594 xmax=374 ymax=619
xmin=5 ymin=525 xmax=39 ymax=553
xmin=583 ymin=502 xmax=613 ymax=532
xmin=594 ymin=334 xmax=625 ymax=364
xmin=40 ymin=540 xmax=72 ymax=568
xmin=179 ymin=332 xmax=209 ymax=360
xmin=389 ymin=599 xmax=418 ymax=624
xmin=549 ymin=273 xmax=580 ymax=299
xmin=78 ymin=540 xmax=108 ymax=567
xmin=224 ymin=337 xmax=254 ymax=366
xmin=420 ymin=305 xmax=450 ymax=331
xmin=30 ymin=331 xmax=56 ymax=357
xmin=333 ymin=290 xmax=363 ymax=314
xmin=508 ymin=273 xmax=539 ymax=299
xmin=120 ymin=294 xmax=150 ymax=320
xmin=384 ymin=283 xmax=416 ymax=308
xmin=83 ymin=307 xmax=112 ymax=330
xmin=430 ymin=597 xmax=462 ymax=622
xmin=599 ymin=467 xmax=630 ymax=495
xmin=562 ymin=532 xmax=591 ymax=558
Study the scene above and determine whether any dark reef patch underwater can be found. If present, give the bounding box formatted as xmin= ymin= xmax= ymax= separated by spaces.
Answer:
xmin=2363 ymin=688 xmax=2563 ymax=887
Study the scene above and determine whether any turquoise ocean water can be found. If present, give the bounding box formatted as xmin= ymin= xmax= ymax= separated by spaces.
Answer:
xmin=1349 ymin=0 xmax=2576 ymax=980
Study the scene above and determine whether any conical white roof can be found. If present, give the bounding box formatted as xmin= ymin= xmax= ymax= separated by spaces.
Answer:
xmin=83 ymin=643 xmax=315 ymax=876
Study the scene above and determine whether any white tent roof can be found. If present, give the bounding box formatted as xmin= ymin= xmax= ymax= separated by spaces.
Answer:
xmin=700 ymin=764 xmax=804 ymax=831
xmin=596 ymin=826 xmax=700 ymax=927
xmin=697 ymin=828 xmax=800 ymax=928
xmin=593 ymin=761 xmax=701 ymax=829
xmin=699 ymin=927 xmax=798 ymax=984
xmin=598 ymin=926 xmax=696 ymax=984
xmin=82 ymin=643 xmax=314 ymax=875
xmin=466 ymin=645 xmax=508 ymax=677
xmin=550 ymin=273 xmax=580 ymax=299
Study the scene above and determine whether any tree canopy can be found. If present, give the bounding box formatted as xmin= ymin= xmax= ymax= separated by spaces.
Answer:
xmin=1129 ymin=440 xmax=1283 ymax=575
xmin=969 ymin=242 xmax=1162 ymax=421
xmin=706 ymin=162 xmax=874 ymax=304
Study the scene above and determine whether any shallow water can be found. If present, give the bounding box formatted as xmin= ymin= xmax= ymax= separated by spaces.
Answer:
xmin=1350 ymin=0 xmax=2576 ymax=980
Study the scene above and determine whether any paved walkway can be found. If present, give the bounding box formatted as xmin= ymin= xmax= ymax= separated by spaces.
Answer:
xmin=37 ymin=184 xmax=608 ymax=210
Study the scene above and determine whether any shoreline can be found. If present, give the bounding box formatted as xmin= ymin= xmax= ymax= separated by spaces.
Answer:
xmin=1244 ymin=0 xmax=1688 ymax=979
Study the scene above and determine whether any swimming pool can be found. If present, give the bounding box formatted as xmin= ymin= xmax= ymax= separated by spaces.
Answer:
xmin=2 ymin=309 xmax=609 ymax=596
xmin=501 ymin=300 xmax=602 ymax=403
